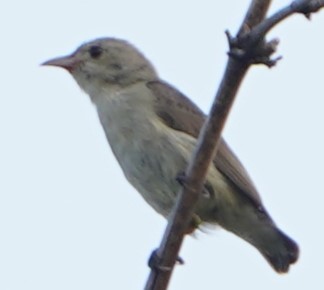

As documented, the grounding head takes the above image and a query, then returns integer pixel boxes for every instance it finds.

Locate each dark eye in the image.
[89,45,103,59]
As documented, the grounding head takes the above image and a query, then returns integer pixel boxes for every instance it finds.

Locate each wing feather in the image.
[146,80,262,206]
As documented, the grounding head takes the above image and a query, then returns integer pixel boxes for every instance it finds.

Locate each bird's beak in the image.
[41,54,78,72]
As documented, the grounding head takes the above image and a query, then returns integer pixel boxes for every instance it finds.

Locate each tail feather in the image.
[260,228,299,273]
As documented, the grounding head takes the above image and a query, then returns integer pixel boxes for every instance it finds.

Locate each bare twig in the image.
[247,0,324,41]
[227,0,324,67]
[144,0,324,289]
[238,0,272,34]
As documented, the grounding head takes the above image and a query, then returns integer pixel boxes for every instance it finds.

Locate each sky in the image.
[1,1,323,289]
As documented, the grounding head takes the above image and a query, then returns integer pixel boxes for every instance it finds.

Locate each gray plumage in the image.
[43,37,299,273]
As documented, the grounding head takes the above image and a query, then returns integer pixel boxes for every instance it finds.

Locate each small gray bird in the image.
[43,38,299,273]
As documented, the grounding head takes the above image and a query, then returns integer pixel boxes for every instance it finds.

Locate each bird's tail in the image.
[256,226,299,273]
[215,200,299,273]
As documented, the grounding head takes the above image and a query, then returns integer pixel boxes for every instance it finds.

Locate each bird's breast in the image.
[94,90,190,215]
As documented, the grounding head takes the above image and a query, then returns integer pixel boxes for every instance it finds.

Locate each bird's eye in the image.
[89,45,103,59]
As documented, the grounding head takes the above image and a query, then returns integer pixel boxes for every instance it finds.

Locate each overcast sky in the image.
[1,1,324,289]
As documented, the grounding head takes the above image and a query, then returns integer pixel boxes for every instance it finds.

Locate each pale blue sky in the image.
[1,1,324,289]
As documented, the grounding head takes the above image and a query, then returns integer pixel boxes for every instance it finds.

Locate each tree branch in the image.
[248,0,324,42]
[238,0,272,34]
[227,0,324,67]
[144,0,324,289]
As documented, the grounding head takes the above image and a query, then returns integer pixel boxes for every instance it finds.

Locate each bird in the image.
[42,37,299,273]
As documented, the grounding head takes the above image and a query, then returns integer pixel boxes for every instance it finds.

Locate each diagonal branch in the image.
[144,0,324,289]
[144,1,271,289]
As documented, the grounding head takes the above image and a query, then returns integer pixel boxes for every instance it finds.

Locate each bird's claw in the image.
[148,249,184,272]
[176,171,186,186]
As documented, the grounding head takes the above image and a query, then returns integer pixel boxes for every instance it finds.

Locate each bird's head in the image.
[42,38,158,96]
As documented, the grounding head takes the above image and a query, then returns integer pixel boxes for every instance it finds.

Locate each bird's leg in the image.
[175,172,203,233]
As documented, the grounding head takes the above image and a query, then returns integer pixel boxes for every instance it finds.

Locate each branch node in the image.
[225,30,237,49]
[256,55,282,68]
[226,31,281,67]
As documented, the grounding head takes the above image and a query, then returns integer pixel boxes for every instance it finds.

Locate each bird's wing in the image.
[146,80,262,207]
